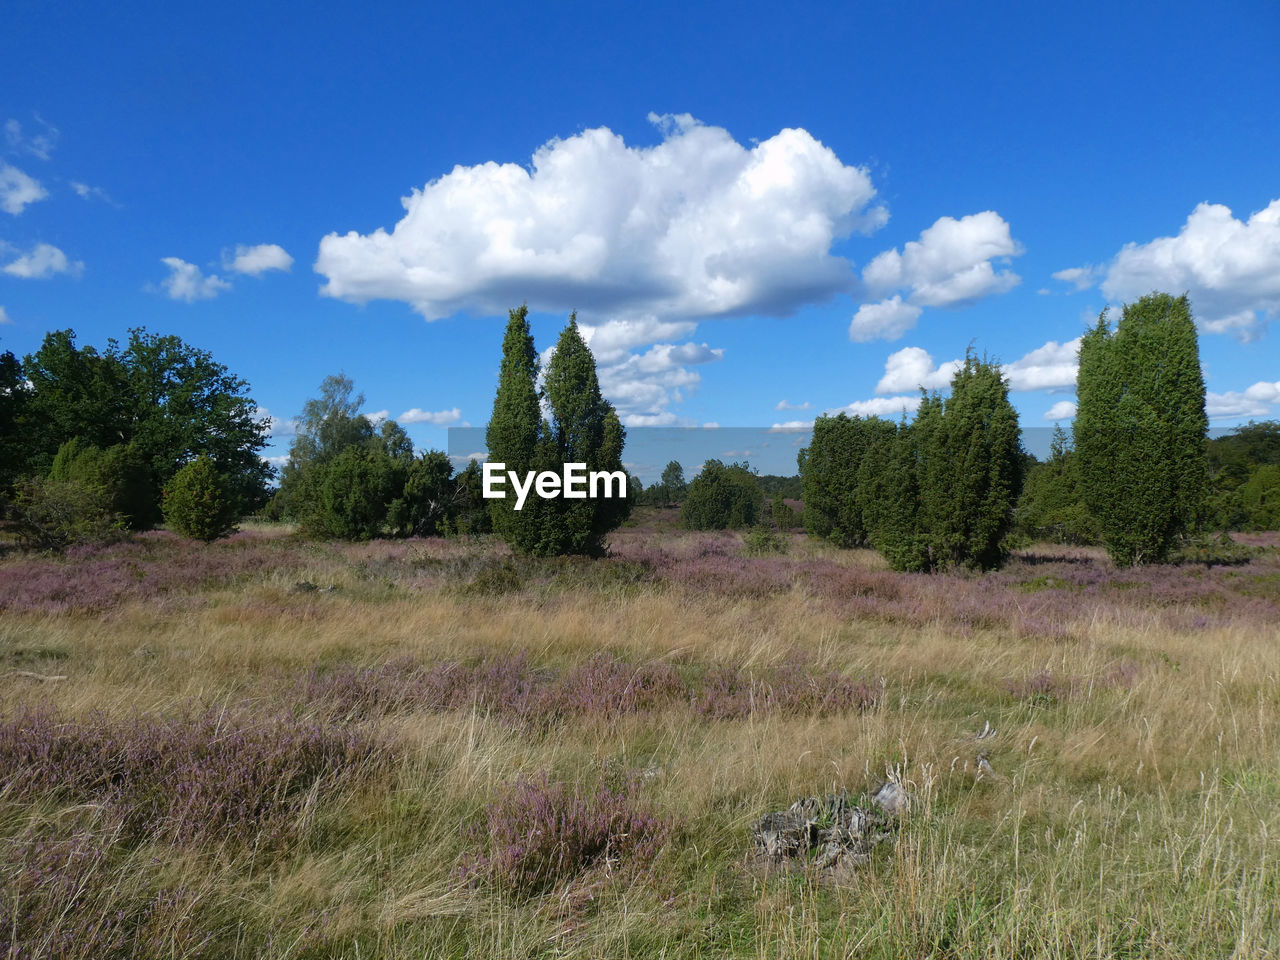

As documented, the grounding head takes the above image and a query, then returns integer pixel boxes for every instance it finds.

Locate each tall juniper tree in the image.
[918,351,1023,570]
[486,309,629,555]
[536,315,630,555]
[1074,293,1208,564]
[485,305,543,547]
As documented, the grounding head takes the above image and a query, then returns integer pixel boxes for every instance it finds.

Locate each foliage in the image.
[770,490,797,531]
[916,351,1023,570]
[658,459,687,504]
[21,329,271,522]
[1016,427,1099,544]
[681,459,761,530]
[446,459,494,536]
[1205,422,1280,530]
[1075,294,1208,564]
[309,446,401,540]
[1239,464,1280,530]
[485,305,543,546]
[162,454,238,541]
[0,348,33,491]
[1171,531,1258,567]
[486,310,630,556]
[799,413,895,546]
[49,437,156,530]
[389,450,456,537]
[860,412,933,571]
[6,476,125,550]
[743,524,787,555]
[276,373,376,522]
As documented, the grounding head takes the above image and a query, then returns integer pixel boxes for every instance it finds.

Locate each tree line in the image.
[2,292,1274,559]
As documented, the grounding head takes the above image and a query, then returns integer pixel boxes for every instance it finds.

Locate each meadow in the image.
[1,510,1278,958]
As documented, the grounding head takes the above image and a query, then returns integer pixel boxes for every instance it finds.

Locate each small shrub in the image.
[0,707,387,849]
[742,524,786,556]
[460,774,673,895]
[163,454,238,542]
[1172,532,1256,567]
[462,557,523,596]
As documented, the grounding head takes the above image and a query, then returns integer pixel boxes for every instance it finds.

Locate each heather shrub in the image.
[460,774,674,895]
[302,652,878,728]
[0,708,387,849]
[0,827,217,960]
[6,475,125,550]
[162,453,238,541]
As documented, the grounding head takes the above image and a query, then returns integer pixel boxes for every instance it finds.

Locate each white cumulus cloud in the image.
[851,211,1022,340]
[1099,199,1280,342]
[397,407,462,425]
[775,399,810,411]
[832,395,924,419]
[863,211,1022,307]
[1044,400,1078,420]
[849,295,923,342]
[3,242,83,279]
[1206,380,1280,419]
[227,243,294,276]
[1003,337,1081,391]
[875,346,963,394]
[0,162,48,215]
[316,113,885,323]
[158,257,231,302]
[0,306,11,325]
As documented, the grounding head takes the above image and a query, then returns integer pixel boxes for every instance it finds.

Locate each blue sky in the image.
[3,0,1279,481]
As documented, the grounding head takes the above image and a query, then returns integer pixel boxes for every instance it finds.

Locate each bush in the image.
[49,438,157,530]
[1240,464,1280,531]
[743,525,786,555]
[682,460,761,530]
[461,775,673,895]
[162,454,238,542]
[7,476,125,550]
[306,447,399,540]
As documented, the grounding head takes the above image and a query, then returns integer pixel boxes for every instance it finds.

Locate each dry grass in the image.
[1,517,1278,957]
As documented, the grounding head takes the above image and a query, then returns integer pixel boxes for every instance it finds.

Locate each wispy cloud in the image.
[3,242,83,279]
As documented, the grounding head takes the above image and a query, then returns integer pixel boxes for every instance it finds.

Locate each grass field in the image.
[2,510,1278,958]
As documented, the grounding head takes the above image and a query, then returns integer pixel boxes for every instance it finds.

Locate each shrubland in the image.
[1,510,1278,958]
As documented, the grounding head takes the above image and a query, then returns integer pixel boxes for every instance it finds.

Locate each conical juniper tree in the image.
[855,354,1022,573]
[486,310,630,556]
[918,351,1023,570]
[1074,294,1208,565]
[485,305,543,547]
[859,414,931,572]
[800,413,896,547]
[537,315,630,554]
